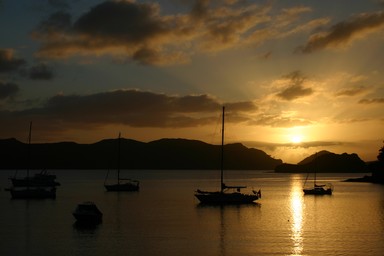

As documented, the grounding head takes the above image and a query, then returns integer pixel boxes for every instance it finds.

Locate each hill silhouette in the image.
[275,151,368,173]
[0,138,282,170]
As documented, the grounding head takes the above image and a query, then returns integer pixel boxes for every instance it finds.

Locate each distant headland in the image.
[0,137,282,170]
[2,138,383,179]
[274,149,384,184]
[274,150,368,173]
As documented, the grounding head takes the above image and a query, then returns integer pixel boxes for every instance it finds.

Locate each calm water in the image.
[0,170,383,256]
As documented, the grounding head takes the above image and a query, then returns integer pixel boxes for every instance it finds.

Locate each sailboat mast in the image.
[220,106,225,193]
[27,121,32,182]
[117,132,121,184]
[314,152,317,186]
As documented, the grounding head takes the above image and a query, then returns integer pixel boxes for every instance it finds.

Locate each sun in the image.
[290,135,302,144]
[285,126,305,144]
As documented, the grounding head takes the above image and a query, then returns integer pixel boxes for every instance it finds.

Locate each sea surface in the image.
[0,170,383,256]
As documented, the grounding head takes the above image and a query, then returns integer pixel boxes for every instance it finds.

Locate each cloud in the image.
[73,2,168,44]
[243,140,345,152]
[276,85,313,101]
[0,48,54,81]
[250,113,312,128]
[335,86,368,97]
[298,11,384,53]
[0,48,26,73]
[190,0,210,20]
[0,89,257,132]
[226,101,257,112]
[28,63,54,80]
[31,1,321,65]
[275,71,314,101]
[358,98,384,104]
[279,17,330,38]
[261,51,272,59]
[32,2,181,65]
[47,0,70,10]
[0,82,19,100]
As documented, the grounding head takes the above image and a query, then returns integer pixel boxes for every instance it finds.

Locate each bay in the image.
[1,170,383,255]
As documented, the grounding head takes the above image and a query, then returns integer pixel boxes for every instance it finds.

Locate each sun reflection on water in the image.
[290,177,304,256]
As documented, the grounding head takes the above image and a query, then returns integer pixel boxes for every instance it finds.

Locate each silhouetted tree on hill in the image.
[377,142,384,163]
[371,142,384,182]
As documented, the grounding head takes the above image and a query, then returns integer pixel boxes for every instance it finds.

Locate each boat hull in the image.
[8,187,56,199]
[105,182,139,192]
[195,192,259,204]
[10,178,60,187]
[72,213,102,224]
[73,202,103,224]
[303,187,332,195]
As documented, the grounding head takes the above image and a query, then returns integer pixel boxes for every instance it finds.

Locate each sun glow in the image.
[285,126,306,144]
[290,135,302,144]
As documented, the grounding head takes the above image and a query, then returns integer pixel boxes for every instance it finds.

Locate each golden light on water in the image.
[290,177,304,255]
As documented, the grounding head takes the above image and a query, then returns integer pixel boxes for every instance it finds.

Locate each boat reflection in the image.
[196,203,261,256]
[290,176,304,256]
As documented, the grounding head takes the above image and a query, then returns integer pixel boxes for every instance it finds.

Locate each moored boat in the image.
[72,202,103,224]
[105,179,139,191]
[195,186,261,204]
[195,107,261,205]
[104,133,139,192]
[303,153,333,195]
[10,170,60,187]
[6,122,58,199]
[6,187,56,199]
[303,183,333,195]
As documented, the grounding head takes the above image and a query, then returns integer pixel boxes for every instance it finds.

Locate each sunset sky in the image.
[1,0,384,163]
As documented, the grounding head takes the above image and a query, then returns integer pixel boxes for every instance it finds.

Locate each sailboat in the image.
[8,187,56,199]
[303,153,333,195]
[195,106,261,204]
[6,122,57,199]
[73,201,103,224]
[10,169,60,187]
[104,133,139,192]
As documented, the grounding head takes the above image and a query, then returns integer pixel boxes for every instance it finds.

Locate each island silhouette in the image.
[0,138,282,170]
[274,150,368,173]
[1,137,382,178]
